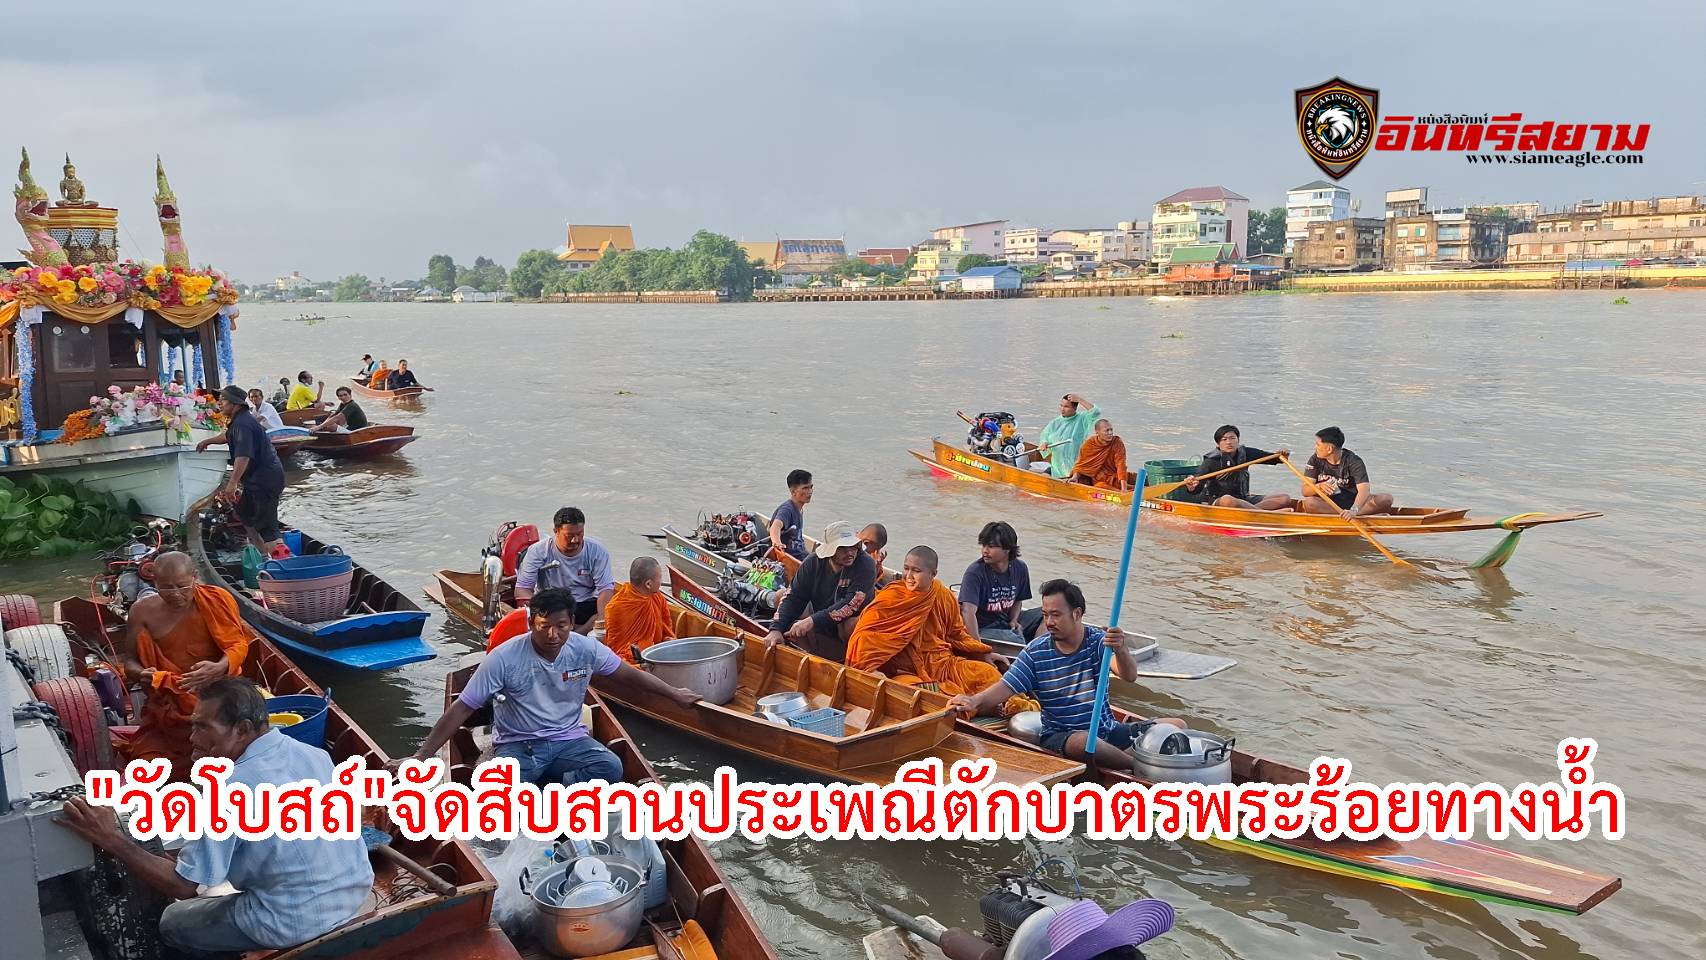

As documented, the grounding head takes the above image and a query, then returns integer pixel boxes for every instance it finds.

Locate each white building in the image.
[1003,227,1070,264]
[1285,181,1352,252]
[1151,187,1250,263]
[1049,223,1152,264]
[273,271,314,293]
[931,219,1008,258]
[450,285,512,303]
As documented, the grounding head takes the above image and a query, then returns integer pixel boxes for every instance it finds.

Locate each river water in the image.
[6,293,1702,959]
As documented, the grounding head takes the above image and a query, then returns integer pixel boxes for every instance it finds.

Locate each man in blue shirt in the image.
[197,384,287,557]
[56,678,374,954]
[947,579,1180,769]
[515,506,617,632]
[768,469,813,561]
[402,588,701,786]
[958,521,1032,647]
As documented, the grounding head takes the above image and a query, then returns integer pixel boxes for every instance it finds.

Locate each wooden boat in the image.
[912,438,1602,553]
[442,661,778,959]
[279,406,325,428]
[350,377,430,402]
[48,595,523,960]
[269,425,314,460]
[426,568,1083,788]
[669,563,770,635]
[188,501,435,671]
[302,424,419,459]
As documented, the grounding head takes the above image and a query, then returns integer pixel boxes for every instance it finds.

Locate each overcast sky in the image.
[8,1,1699,281]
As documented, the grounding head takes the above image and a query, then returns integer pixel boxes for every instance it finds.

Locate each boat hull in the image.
[350,378,429,401]
[0,430,227,519]
[302,424,419,460]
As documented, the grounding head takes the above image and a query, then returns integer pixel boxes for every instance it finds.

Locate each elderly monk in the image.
[847,547,1034,714]
[1070,418,1129,491]
[118,552,251,778]
[602,556,676,664]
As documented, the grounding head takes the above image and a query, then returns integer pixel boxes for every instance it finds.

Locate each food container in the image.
[520,855,647,958]
[1007,710,1044,744]
[1131,727,1235,785]
[640,638,741,705]
[755,691,808,720]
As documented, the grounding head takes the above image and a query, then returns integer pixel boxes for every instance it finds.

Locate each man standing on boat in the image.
[959,521,1031,646]
[765,521,877,661]
[1183,425,1292,509]
[56,678,374,955]
[1299,426,1394,518]
[947,579,1181,769]
[401,588,701,787]
[768,469,813,561]
[198,385,287,558]
[514,506,616,633]
[1036,393,1100,479]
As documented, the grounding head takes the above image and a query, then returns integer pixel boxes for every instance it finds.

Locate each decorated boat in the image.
[1,150,240,517]
[912,438,1601,564]
[301,423,419,459]
[188,499,435,671]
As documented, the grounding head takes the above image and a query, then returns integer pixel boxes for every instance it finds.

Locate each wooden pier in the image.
[1553,271,1627,289]
[550,290,726,304]
[753,287,1018,302]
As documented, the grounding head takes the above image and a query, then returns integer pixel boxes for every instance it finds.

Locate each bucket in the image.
[1143,458,1203,500]
[639,638,741,705]
[280,529,304,556]
[263,691,330,749]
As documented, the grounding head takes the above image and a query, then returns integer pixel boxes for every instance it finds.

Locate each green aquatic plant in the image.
[0,474,139,559]
[1612,297,1630,305]
[1161,332,1186,340]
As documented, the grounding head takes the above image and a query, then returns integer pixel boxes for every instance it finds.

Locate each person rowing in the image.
[1299,426,1394,519]
[1069,419,1128,491]
[1183,424,1292,509]
[1035,392,1100,479]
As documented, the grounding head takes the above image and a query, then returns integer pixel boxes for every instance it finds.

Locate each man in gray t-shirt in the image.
[515,506,616,631]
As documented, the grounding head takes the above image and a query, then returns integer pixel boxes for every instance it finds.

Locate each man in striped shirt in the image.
[948,579,1181,769]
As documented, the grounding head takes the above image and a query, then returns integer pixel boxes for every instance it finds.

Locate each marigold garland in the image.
[56,408,107,443]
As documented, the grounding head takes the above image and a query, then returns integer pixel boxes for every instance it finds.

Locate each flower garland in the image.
[216,310,237,384]
[56,408,106,443]
[0,260,237,310]
[17,317,37,442]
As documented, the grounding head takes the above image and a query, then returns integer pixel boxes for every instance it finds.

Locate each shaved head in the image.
[629,556,661,582]
[905,545,938,574]
[154,551,196,579]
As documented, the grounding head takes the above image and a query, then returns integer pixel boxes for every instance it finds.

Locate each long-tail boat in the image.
[188,501,435,670]
[426,568,1082,788]
[301,424,419,459]
[442,659,778,959]
[911,438,1601,563]
[43,595,521,960]
[350,377,430,402]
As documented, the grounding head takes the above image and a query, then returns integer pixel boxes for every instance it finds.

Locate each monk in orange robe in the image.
[847,546,1013,701]
[601,557,676,664]
[119,553,250,779]
[1070,418,1129,491]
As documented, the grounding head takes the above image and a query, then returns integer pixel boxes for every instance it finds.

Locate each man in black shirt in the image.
[1183,424,1292,510]
[197,385,287,554]
[1299,426,1395,519]
[390,359,420,389]
[312,386,369,432]
[764,521,877,662]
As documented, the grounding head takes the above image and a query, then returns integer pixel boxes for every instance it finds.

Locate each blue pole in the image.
[1085,466,1145,754]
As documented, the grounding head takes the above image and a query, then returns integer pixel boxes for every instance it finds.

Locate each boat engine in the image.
[975,871,1079,960]
[966,412,1025,464]
[695,510,771,561]
[715,577,782,616]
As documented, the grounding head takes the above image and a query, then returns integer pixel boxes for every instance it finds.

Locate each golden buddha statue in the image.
[57,154,95,207]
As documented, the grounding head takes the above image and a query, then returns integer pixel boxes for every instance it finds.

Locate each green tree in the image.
[425,254,457,293]
[1245,207,1287,256]
[957,253,997,273]
[1019,263,1047,282]
[510,249,565,299]
[332,274,370,302]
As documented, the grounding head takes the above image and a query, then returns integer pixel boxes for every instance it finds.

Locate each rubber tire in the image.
[33,676,114,775]
[5,622,74,681]
[0,593,43,631]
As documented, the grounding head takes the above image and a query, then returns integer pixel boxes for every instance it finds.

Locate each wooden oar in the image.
[1140,452,1282,499]
[1087,465,1145,753]
[1276,454,1410,567]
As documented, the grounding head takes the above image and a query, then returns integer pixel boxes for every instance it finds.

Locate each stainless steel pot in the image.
[520,855,647,958]
[755,691,808,720]
[640,637,742,705]
[1131,729,1236,785]
[1007,710,1045,744]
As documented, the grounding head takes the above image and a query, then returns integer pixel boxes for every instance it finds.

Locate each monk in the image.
[601,557,676,664]
[847,546,1029,710]
[1070,419,1128,491]
[118,552,251,779]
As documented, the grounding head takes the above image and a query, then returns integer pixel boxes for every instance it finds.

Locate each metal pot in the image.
[755,691,808,720]
[1131,728,1236,785]
[640,637,741,705]
[1007,710,1045,745]
[520,855,647,958]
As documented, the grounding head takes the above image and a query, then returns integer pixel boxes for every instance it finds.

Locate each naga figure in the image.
[13,147,69,267]
[57,154,95,207]
[155,155,188,269]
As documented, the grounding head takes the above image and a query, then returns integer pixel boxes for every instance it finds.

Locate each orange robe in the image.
[1071,434,1128,489]
[846,581,1003,696]
[127,585,250,778]
[602,583,675,664]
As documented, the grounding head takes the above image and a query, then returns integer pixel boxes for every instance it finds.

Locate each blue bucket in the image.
[263,554,353,580]
[264,692,331,750]
[280,529,304,556]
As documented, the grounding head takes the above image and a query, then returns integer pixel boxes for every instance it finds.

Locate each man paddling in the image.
[948,579,1181,769]
[846,546,1016,701]
[1036,393,1099,479]
[1299,426,1394,519]
[389,359,421,389]
[764,520,877,661]
[1183,424,1291,509]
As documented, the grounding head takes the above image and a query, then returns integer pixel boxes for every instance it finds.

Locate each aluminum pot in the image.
[520,855,647,958]
[1131,729,1236,785]
[755,691,808,720]
[1007,710,1045,745]
[640,637,742,705]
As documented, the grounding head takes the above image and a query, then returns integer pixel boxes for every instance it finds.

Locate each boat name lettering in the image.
[948,452,992,472]
[671,543,717,567]
[84,738,1624,845]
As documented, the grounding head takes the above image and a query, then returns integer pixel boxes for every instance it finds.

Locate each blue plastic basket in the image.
[264,691,331,750]
[263,554,353,580]
[787,707,846,737]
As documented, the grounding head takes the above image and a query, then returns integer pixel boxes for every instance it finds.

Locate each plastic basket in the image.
[787,707,846,737]
[263,553,352,581]
[259,568,353,623]
[264,692,331,750]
